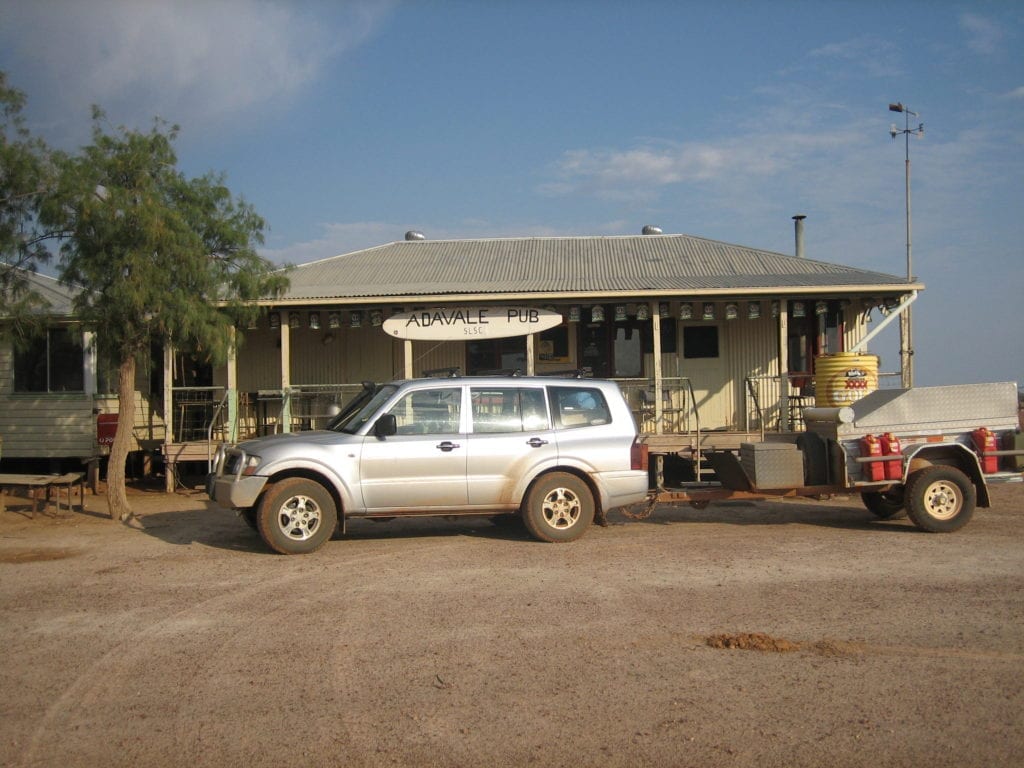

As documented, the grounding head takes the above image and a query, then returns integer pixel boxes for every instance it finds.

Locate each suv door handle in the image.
[527,437,549,448]
[436,441,461,452]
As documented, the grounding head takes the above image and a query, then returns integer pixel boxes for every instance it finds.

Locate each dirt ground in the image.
[1,481,1022,768]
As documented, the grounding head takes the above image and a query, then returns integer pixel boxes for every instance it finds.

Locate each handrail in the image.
[685,378,702,480]
[205,389,230,472]
[744,377,765,440]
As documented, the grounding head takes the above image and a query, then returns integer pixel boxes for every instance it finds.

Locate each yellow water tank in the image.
[814,353,879,407]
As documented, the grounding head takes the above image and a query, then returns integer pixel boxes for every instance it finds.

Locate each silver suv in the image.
[208,376,650,554]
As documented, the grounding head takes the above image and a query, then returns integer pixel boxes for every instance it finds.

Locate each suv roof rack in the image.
[538,367,593,379]
[422,366,461,378]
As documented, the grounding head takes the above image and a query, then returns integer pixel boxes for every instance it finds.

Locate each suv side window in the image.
[471,387,549,433]
[387,387,462,434]
[549,386,611,429]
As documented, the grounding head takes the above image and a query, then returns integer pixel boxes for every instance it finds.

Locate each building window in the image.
[467,338,526,375]
[13,327,84,393]
[683,326,719,359]
[613,324,642,377]
[538,325,570,362]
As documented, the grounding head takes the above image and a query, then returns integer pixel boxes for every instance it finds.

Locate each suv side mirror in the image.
[373,413,397,438]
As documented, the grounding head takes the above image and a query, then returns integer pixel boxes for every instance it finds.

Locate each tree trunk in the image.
[107,356,136,522]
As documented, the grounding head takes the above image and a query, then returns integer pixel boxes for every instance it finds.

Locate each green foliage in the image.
[41,109,289,367]
[0,71,55,326]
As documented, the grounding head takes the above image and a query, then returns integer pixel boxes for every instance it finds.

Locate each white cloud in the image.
[808,36,903,78]
[960,13,1003,56]
[0,0,392,138]
[1004,86,1024,100]
[543,130,864,199]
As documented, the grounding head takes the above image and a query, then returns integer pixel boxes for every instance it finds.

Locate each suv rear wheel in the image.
[522,472,594,543]
[257,478,338,555]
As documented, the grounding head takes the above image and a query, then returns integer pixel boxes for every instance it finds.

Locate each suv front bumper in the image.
[210,475,268,510]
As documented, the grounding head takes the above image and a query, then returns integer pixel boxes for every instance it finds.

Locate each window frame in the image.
[12,325,85,394]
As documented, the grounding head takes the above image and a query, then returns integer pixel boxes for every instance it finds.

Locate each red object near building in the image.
[97,413,118,446]
[860,434,884,481]
[971,427,999,474]
[879,432,903,480]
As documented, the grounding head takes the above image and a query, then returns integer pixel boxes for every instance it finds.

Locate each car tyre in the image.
[257,477,338,554]
[522,472,594,543]
[240,508,259,530]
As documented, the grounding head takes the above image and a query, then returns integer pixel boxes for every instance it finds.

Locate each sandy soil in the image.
[1,481,1022,767]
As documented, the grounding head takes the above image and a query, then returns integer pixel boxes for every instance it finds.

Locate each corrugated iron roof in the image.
[1,270,77,316]
[282,233,917,302]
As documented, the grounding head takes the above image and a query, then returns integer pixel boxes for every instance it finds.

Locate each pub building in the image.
[0,224,920,489]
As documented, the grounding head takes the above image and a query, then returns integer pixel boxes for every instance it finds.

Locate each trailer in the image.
[630,381,1024,532]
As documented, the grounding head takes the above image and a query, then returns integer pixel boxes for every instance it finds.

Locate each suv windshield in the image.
[329,384,398,434]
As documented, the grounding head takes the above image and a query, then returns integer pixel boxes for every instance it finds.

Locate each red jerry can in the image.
[860,434,885,481]
[971,427,999,474]
[879,432,903,480]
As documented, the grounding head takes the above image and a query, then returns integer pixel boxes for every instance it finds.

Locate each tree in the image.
[0,71,55,332]
[42,111,289,521]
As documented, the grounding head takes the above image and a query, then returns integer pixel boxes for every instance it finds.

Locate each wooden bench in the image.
[47,473,86,516]
[0,472,85,517]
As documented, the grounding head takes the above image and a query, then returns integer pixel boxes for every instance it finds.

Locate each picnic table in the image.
[0,472,85,517]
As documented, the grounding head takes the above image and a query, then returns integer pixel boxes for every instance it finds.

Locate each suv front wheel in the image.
[522,472,595,543]
[257,477,338,555]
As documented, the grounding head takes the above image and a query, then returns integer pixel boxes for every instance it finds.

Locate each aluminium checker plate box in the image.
[740,442,805,489]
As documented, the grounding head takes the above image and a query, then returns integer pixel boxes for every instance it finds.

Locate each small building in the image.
[0,271,168,474]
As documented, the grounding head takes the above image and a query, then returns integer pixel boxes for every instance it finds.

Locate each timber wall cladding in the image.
[0,343,92,457]
[229,325,404,391]
[0,394,94,457]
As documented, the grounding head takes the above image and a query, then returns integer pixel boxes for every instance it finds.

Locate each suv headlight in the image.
[224,451,262,476]
[240,454,262,476]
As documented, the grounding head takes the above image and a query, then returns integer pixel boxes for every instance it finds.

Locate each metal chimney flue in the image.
[792,215,806,259]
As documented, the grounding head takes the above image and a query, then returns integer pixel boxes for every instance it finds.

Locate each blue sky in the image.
[1,0,1021,387]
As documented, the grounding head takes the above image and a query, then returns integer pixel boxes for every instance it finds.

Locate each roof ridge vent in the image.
[641,225,663,235]
[405,230,426,241]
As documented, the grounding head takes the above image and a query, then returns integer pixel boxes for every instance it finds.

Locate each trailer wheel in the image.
[862,489,906,520]
[256,477,338,554]
[904,466,975,533]
[521,472,594,543]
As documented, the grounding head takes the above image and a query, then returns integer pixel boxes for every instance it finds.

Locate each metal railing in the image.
[744,371,906,433]
[170,386,227,443]
[614,376,692,434]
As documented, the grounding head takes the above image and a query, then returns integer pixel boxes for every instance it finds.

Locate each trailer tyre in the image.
[521,472,594,543]
[256,477,338,554]
[862,489,906,520]
[904,466,975,533]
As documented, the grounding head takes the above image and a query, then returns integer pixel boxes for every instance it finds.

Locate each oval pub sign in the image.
[383,306,563,341]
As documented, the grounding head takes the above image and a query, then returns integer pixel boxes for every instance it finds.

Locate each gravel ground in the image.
[1,482,1022,767]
